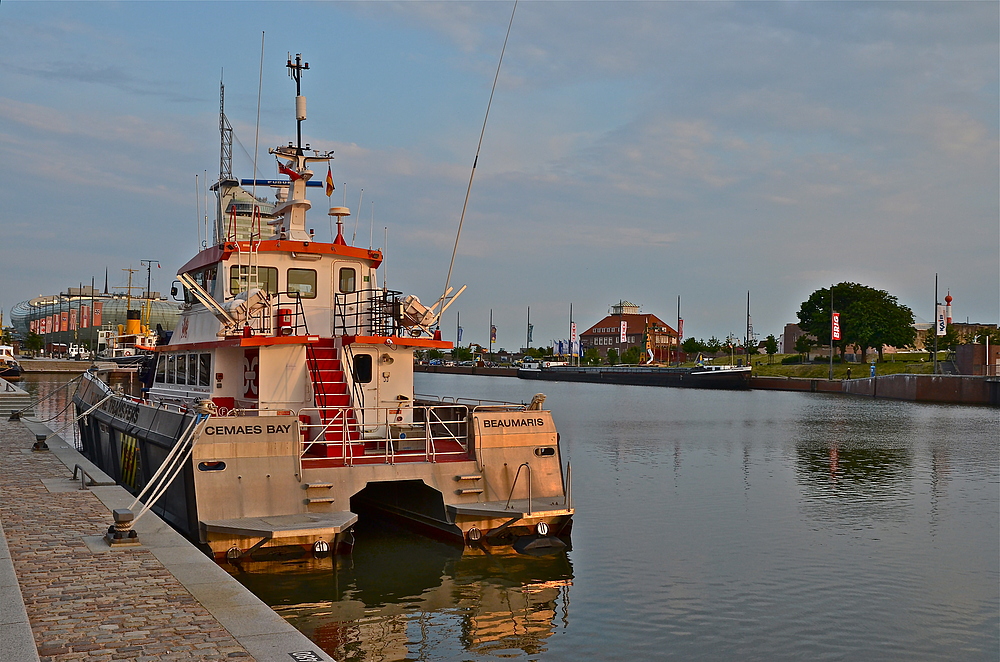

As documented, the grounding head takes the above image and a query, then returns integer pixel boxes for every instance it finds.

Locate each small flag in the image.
[325,166,335,196]
[277,158,301,181]
[490,325,497,343]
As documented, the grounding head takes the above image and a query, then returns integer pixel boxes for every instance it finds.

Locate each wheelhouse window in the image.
[165,354,176,384]
[198,354,211,387]
[339,267,356,293]
[155,355,166,383]
[288,268,317,299]
[187,355,199,386]
[175,353,187,384]
[230,265,278,295]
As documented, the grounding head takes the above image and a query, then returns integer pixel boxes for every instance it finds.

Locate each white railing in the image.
[298,404,470,465]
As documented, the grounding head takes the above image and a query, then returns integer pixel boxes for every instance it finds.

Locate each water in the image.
[24,372,999,660]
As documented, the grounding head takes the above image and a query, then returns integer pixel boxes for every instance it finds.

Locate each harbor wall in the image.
[416,365,997,406]
[842,374,995,406]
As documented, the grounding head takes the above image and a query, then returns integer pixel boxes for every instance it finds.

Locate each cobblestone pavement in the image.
[0,421,255,661]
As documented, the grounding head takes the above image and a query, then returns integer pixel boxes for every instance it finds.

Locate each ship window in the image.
[339,267,356,293]
[534,447,556,457]
[176,352,187,384]
[198,354,211,387]
[353,354,373,384]
[198,461,226,472]
[288,269,317,299]
[155,355,166,383]
[229,265,278,295]
[165,354,176,384]
[187,354,199,385]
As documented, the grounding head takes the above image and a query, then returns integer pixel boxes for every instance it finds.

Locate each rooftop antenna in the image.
[439,0,517,315]
[354,188,364,246]
[286,53,309,151]
[251,32,265,198]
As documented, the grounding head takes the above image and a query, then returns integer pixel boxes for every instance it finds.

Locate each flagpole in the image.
[933,273,939,374]
[489,308,494,363]
[526,306,530,350]
[829,286,834,381]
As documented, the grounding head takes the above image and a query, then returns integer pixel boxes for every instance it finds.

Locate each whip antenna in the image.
[440,0,517,310]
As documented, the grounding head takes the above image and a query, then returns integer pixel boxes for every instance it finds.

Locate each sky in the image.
[1,1,997,351]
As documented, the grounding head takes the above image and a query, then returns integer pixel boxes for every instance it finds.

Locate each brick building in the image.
[580,301,679,363]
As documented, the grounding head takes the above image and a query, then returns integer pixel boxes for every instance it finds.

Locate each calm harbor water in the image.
[21,372,1000,660]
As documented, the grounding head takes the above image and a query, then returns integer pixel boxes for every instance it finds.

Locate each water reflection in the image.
[18,373,82,446]
[224,524,573,662]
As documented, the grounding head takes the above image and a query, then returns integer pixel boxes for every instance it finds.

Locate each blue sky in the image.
[1,1,997,350]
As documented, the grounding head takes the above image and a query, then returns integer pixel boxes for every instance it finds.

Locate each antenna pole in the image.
[441,0,517,311]
[287,54,310,150]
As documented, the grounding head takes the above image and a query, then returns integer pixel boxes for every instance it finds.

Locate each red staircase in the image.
[304,340,361,459]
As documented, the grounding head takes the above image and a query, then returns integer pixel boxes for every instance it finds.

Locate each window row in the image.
[227,266,358,298]
[155,353,212,387]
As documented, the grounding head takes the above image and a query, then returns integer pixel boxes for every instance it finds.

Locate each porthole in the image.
[197,461,227,472]
[533,447,556,457]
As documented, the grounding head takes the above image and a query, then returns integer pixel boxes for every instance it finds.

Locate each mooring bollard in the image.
[31,433,49,452]
[105,508,140,547]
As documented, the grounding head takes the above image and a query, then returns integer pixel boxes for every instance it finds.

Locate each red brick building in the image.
[580,301,679,363]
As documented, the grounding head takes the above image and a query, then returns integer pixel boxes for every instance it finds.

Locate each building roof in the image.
[582,313,677,337]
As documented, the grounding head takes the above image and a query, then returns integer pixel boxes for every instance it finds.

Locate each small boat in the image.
[0,345,22,378]
[518,361,752,389]
[74,54,573,560]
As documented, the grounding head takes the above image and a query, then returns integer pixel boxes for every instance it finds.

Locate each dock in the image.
[0,416,334,662]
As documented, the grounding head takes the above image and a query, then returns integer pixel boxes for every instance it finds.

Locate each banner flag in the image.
[527,323,533,344]
[457,326,463,343]
[325,166,335,196]
[831,312,841,341]
[936,305,947,336]
[490,325,497,343]
[620,320,628,343]
[678,317,684,340]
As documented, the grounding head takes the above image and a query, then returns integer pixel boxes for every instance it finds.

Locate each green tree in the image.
[764,334,779,363]
[451,346,473,361]
[426,349,444,361]
[794,334,813,360]
[621,346,642,364]
[24,332,44,356]
[582,347,601,365]
[797,282,916,361]
[975,327,1000,345]
[606,348,619,364]
[705,336,723,354]
[681,337,706,354]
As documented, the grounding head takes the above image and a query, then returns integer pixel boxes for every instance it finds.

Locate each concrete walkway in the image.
[0,416,335,662]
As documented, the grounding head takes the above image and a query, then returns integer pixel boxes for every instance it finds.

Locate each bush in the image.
[780,355,802,364]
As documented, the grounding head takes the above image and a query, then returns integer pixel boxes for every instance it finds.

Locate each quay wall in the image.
[842,374,996,406]
[18,359,91,373]
[416,365,996,405]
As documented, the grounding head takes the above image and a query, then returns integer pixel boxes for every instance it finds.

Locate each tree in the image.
[582,347,601,365]
[451,346,473,361]
[797,282,916,361]
[794,334,814,361]
[705,336,723,354]
[681,337,706,354]
[621,346,642,364]
[24,332,43,356]
[764,334,779,363]
[606,348,619,364]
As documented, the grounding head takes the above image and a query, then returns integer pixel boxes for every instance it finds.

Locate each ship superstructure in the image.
[74,54,573,559]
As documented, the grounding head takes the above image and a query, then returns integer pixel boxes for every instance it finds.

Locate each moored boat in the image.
[518,361,752,389]
[0,345,23,378]
[73,54,573,560]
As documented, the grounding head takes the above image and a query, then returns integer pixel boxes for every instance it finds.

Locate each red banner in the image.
[92,301,103,327]
[831,312,841,341]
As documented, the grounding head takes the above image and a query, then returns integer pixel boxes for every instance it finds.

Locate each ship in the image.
[518,360,752,389]
[74,54,573,560]
[0,345,22,378]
